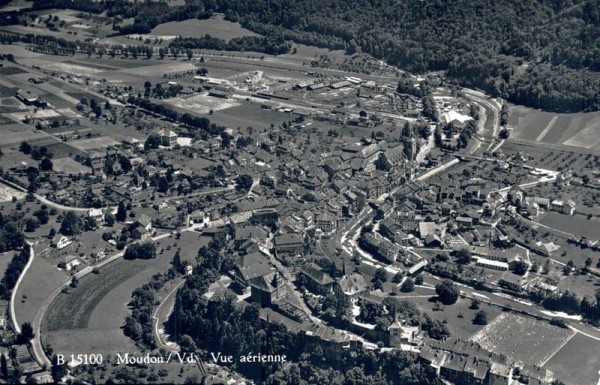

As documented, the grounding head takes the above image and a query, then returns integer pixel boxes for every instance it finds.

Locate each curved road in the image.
[10,242,35,335]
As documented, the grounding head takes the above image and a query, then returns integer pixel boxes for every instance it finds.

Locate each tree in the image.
[400,278,415,292]
[40,157,53,171]
[145,133,161,150]
[116,201,127,222]
[172,249,185,274]
[19,322,34,344]
[71,276,79,288]
[435,280,460,305]
[415,275,424,285]
[19,141,32,154]
[473,310,488,325]
[454,248,472,264]
[178,334,197,354]
[470,299,480,310]
[51,355,68,382]
[235,174,253,191]
[513,260,529,276]
[24,217,39,232]
[374,267,388,283]
[392,272,403,283]
[60,212,81,236]
[186,49,193,60]
[585,257,593,270]
[1,353,8,379]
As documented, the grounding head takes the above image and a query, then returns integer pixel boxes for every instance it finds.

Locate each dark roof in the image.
[301,263,334,285]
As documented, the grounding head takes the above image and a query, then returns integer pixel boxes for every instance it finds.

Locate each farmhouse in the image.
[550,199,576,215]
[52,235,72,250]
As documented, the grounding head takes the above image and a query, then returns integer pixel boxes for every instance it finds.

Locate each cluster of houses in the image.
[419,338,554,385]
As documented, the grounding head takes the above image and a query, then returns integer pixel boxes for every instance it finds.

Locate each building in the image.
[550,199,576,215]
[299,263,335,295]
[359,232,401,263]
[388,312,421,347]
[232,252,273,287]
[88,208,104,222]
[338,273,368,304]
[249,272,287,306]
[52,235,72,250]
[158,128,178,147]
[315,212,336,233]
[273,233,304,256]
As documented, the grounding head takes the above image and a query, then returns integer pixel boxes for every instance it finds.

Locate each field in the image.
[470,313,575,366]
[209,101,296,129]
[151,14,259,40]
[14,250,68,328]
[52,157,92,174]
[544,332,600,385]
[537,212,600,240]
[508,105,600,151]
[166,93,240,115]
[0,251,16,283]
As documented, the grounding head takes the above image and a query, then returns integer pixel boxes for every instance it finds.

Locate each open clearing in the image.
[0,184,25,202]
[544,332,600,385]
[151,14,259,40]
[508,105,600,151]
[14,252,68,328]
[536,212,600,240]
[470,313,575,366]
[166,93,240,115]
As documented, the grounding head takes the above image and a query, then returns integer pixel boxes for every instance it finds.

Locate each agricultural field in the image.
[470,313,575,366]
[151,14,259,41]
[508,104,600,151]
[536,212,600,240]
[544,332,600,385]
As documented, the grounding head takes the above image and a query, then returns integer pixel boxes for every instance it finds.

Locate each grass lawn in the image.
[210,101,295,129]
[43,258,151,331]
[14,250,68,326]
[0,251,16,282]
[544,332,600,385]
[537,212,600,240]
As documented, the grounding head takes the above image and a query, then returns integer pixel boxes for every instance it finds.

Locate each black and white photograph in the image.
[0,0,598,384]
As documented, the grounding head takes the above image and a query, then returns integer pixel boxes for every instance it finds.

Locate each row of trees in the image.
[0,246,29,300]
[169,35,291,55]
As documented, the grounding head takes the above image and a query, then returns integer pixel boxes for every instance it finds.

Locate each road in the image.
[152,277,186,353]
[10,242,35,335]
[0,177,104,213]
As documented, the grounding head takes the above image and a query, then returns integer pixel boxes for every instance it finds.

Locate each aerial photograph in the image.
[0,0,599,384]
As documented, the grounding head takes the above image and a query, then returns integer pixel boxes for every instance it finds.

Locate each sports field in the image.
[544,333,600,385]
[509,105,600,151]
[470,313,575,366]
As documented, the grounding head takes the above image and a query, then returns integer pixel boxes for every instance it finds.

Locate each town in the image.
[0,1,600,385]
